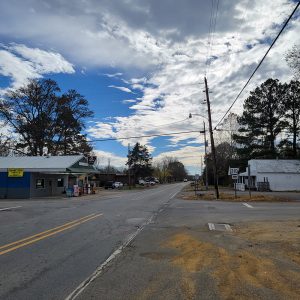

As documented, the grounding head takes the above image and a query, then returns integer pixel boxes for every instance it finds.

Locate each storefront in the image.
[0,155,98,199]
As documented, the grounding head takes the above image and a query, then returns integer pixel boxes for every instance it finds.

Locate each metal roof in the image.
[249,159,300,174]
[0,155,83,170]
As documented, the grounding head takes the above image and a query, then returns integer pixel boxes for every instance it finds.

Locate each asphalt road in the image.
[0,183,185,300]
[77,194,300,300]
[1,184,300,300]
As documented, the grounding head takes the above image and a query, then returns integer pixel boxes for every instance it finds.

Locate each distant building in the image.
[238,159,300,191]
[0,155,98,199]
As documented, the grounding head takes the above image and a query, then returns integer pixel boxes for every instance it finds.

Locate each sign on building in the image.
[88,156,97,165]
[8,168,24,177]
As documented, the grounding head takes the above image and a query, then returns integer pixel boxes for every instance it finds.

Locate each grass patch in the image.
[181,191,290,202]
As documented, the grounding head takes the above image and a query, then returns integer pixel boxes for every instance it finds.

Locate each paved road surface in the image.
[1,184,300,299]
[77,195,300,300]
[0,183,184,300]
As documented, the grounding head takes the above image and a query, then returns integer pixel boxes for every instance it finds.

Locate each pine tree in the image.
[281,80,300,157]
[233,78,287,158]
[126,143,152,183]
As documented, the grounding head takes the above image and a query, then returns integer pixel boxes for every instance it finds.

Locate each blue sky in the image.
[0,0,299,173]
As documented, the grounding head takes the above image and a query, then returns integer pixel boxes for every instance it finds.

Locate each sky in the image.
[0,0,299,174]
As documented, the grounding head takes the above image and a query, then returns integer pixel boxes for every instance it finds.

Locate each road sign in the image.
[8,168,24,177]
[228,167,239,175]
[232,174,238,180]
[88,156,97,165]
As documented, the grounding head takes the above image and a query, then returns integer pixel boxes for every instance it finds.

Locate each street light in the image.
[188,113,208,190]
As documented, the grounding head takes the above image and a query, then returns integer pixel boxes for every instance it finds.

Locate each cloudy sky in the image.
[0,0,299,173]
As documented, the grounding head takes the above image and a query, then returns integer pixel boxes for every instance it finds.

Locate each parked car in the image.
[113,182,123,189]
[139,179,146,186]
[184,178,188,182]
[149,181,156,186]
[104,181,114,189]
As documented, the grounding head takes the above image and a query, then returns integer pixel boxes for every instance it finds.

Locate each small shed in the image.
[238,159,300,192]
[0,155,98,199]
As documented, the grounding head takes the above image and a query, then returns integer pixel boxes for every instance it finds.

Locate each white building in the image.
[238,159,300,192]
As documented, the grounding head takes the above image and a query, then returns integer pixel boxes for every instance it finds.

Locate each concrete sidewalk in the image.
[76,198,300,300]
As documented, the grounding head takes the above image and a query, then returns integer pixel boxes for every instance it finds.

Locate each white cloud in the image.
[93,149,127,168]
[1,0,300,170]
[0,44,74,91]
[103,72,123,78]
[122,99,137,104]
[108,85,134,93]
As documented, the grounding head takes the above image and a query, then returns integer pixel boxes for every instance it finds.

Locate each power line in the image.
[149,117,190,128]
[214,0,300,130]
[205,0,220,76]
[87,129,204,143]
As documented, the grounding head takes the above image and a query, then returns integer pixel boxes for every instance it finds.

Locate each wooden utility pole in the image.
[128,144,131,189]
[203,121,208,191]
[204,76,219,199]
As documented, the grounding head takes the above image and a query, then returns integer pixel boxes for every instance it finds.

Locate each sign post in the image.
[232,174,238,198]
[194,174,199,196]
[228,167,239,199]
[248,164,251,198]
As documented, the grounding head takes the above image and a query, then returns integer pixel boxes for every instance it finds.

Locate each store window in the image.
[36,179,45,189]
[57,178,64,187]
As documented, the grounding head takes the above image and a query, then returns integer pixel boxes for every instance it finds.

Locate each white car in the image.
[139,179,146,186]
[113,182,123,188]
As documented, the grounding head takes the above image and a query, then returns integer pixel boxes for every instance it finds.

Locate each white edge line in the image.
[65,199,171,300]
[170,190,179,199]
[0,206,22,211]
[243,203,254,208]
[224,224,233,232]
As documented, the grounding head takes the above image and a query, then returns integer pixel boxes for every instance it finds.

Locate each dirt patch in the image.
[140,252,173,260]
[236,220,300,266]
[180,276,196,300]
[163,231,300,299]
[180,191,289,202]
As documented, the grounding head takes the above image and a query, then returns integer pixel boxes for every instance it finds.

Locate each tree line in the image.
[204,45,300,185]
[205,78,300,185]
[126,142,188,183]
[0,79,93,156]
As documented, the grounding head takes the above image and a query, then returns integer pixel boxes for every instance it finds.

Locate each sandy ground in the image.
[162,221,300,299]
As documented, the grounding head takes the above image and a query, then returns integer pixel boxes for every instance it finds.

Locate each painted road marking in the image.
[0,206,22,211]
[208,223,232,232]
[208,223,215,230]
[0,213,103,256]
[170,190,179,199]
[243,203,254,208]
[65,185,180,300]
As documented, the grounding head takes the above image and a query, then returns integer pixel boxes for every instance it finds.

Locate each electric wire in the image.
[87,129,204,143]
[214,0,300,130]
[148,117,190,128]
[205,0,220,76]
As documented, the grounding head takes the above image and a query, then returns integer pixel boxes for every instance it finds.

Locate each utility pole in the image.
[204,76,219,199]
[247,164,251,198]
[203,121,208,191]
[128,144,131,189]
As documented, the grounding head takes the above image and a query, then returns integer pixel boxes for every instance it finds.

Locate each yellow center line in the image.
[0,213,96,251]
[0,213,103,256]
